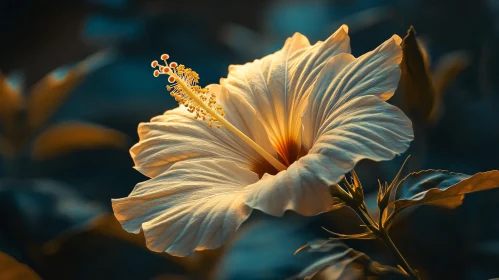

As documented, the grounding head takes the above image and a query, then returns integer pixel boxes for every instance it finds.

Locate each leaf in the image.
[0,72,24,135]
[30,122,127,160]
[399,26,435,121]
[295,239,339,255]
[432,51,472,96]
[216,216,321,280]
[417,37,431,68]
[291,243,362,280]
[26,50,114,132]
[428,50,471,123]
[40,213,191,279]
[43,214,145,253]
[321,227,376,241]
[0,179,106,244]
[0,252,42,280]
[390,170,499,215]
[331,197,347,211]
[290,242,407,280]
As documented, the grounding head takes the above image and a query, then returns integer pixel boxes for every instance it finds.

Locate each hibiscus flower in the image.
[112,25,414,256]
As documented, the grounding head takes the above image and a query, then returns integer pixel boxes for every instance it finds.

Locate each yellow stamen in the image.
[151,54,287,172]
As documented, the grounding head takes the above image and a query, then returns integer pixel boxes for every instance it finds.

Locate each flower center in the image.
[151,54,287,172]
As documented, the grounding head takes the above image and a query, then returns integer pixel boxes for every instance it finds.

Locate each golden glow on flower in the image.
[151,54,287,172]
[152,55,225,128]
[115,26,416,257]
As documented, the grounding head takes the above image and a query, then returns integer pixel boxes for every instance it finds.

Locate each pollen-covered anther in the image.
[151,54,226,129]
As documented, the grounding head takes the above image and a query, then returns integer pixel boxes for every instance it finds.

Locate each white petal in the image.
[130,86,276,178]
[310,95,413,162]
[244,153,341,217]
[303,35,403,150]
[209,84,276,158]
[221,25,350,164]
[246,95,413,217]
[289,25,351,101]
[112,159,258,256]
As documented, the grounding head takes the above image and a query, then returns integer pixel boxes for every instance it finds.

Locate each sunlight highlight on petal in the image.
[112,159,258,256]
[222,25,351,165]
[303,35,403,150]
[117,25,415,254]
[151,54,287,171]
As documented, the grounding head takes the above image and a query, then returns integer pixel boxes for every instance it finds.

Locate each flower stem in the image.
[350,203,419,279]
[379,230,418,279]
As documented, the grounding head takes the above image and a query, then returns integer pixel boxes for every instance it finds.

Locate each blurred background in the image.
[0,0,498,279]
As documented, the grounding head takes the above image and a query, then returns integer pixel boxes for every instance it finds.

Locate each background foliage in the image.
[0,0,498,279]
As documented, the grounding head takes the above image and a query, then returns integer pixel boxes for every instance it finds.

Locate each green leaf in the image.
[290,242,407,280]
[390,170,499,215]
[399,26,435,121]
[30,122,127,160]
[0,252,42,280]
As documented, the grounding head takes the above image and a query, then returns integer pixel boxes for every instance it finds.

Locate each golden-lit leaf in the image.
[428,50,472,122]
[417,37,431,68]
[44,214,147,254]
[88,214,219,274]
[42,214,192,279]
[0,252,42,280]
[290,242,406,280]
[292,244,363,280]
[185,248,227,280]
[31,122,127,160]
[322,227,376,241]
[387,155,412,204]
[45,215,191,270]
[399,26,435,121]
[27,69,85,132]
[350,170,363,194]
[295,239,337,255]
[423,195,464,208]
[0,72,24,134]
[432,51,472,96]
[331,197,347,211]
[390,170,499,214]
[83,214,146,246]
[26,50,113,132]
